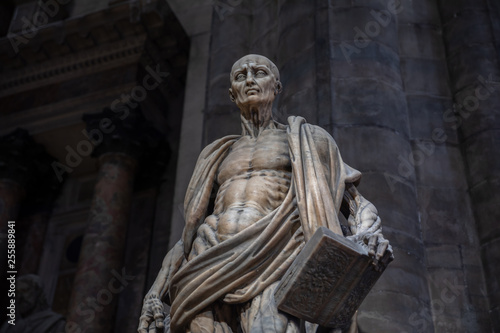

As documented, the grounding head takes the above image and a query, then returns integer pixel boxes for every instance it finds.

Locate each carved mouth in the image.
[246,88,259,95]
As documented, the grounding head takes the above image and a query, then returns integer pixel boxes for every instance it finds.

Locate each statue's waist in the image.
[214,171,291,215]
[206,203,277,239]
[217,168,291,185]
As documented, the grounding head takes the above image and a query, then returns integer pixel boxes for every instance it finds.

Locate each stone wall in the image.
[437,0,500,330]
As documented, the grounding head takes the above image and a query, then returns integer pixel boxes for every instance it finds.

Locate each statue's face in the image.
[229,55,280,108]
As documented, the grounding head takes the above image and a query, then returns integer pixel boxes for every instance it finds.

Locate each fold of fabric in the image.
[287,116,361,241]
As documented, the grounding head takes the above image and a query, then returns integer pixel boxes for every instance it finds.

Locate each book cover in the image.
[274,227,392,329]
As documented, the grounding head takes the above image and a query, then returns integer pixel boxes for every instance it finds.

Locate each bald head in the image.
[230,54,280,82]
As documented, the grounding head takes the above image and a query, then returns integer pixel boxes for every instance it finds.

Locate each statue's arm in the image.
[343,184,393,264]
[147,241,184,299]
[138,242,184,333]
[343,184,381,235]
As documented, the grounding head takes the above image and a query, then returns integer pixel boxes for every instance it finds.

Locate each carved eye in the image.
[236,73,245,81]
[255,70,267,77]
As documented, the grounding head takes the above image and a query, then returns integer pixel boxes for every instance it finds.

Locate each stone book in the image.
[274,227,392,329]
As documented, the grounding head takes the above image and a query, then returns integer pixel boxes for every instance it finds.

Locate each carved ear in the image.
[275,81,282,95]
[229,88,235,102]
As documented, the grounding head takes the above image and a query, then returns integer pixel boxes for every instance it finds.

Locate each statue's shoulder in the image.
[198,134,240,160]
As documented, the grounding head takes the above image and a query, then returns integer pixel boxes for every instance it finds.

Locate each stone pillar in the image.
[67,152,136,332]
[395,1,492,331]
[202,0,252,144]
[438,0,500,329]
[326,1,433,332]
[67,109,161,333]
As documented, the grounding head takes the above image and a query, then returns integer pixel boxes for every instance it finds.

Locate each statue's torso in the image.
[205,128,292,241]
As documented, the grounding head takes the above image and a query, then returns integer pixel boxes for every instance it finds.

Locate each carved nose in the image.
[246,74,255,85]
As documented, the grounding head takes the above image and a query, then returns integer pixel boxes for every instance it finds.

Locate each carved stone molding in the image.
[0,34,147,97]
[0,82,136,135]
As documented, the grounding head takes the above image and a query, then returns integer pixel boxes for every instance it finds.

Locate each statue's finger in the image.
[368,234,377,256]
[138,316,151,333]
[376,239,389,261]
[147,321,156,333]
[154,312,165,329]
[139,314,152,323]
[362,232,372,243]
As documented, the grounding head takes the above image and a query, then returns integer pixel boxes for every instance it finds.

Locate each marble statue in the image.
[0,275,66,333]
[138,54,392,333]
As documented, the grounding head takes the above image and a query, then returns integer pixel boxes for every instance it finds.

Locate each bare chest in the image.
[217,129,291,185]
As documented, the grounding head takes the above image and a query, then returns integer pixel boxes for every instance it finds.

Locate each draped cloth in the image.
[165,116,362,332]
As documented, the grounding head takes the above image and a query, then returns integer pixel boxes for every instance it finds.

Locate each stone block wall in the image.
[326,1,432,332]
[437,0,500,330]
[398,0,491,331]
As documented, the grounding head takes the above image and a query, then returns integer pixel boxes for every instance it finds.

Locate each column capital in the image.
[82,108,164,159]
[82,108,170,189]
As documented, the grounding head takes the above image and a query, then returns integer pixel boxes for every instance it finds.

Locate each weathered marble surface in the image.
[138,55,392,333]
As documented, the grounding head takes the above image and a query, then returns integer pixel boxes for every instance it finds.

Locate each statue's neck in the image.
[240,108,275,137]
[238,103,275,137]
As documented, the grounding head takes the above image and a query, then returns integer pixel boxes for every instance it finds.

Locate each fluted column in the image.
[202,0,252,144]
[67,109,159,333]
[326,1,433,331]
[438,0,500,329]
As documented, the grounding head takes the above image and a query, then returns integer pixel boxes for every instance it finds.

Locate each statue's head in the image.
[229,54,282,109]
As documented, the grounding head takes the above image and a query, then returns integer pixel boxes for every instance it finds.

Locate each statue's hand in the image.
[347,231,393,270]
[138,292,165,333]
